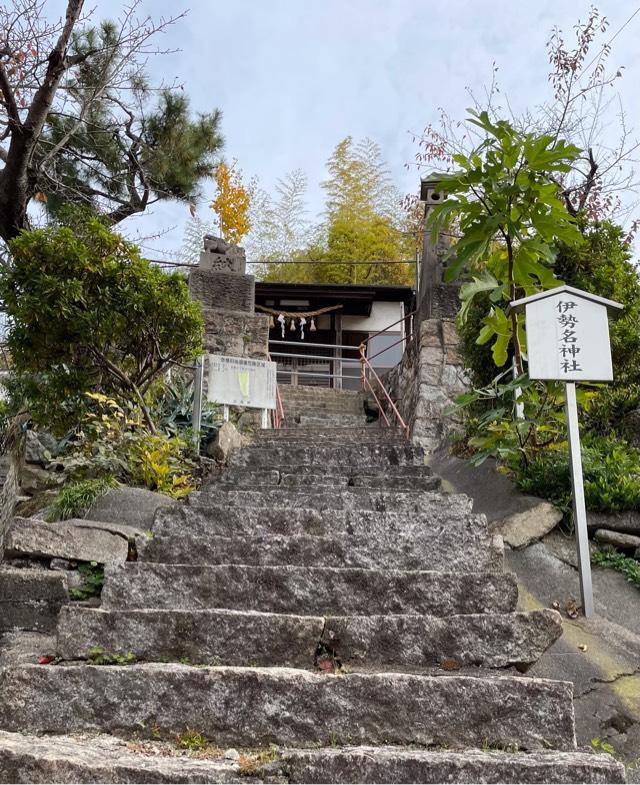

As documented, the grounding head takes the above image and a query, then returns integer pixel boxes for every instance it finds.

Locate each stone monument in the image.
[188,236,269,360]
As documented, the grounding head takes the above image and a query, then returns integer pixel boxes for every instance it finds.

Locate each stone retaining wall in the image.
[387,318,468,452]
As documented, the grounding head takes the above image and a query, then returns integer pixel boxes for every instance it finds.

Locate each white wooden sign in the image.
[525,293,613,381]
[510,285,623,618]
[206,354,276,410]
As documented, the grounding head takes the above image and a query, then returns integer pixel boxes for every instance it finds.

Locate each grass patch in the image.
[238,748,279,776]
[591,547,640,589]
[176,728,209,751]
[87,646,136,665]
[47,476,117,521]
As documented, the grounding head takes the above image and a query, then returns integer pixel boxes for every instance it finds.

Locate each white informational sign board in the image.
[206,355,276,410]
[526,293,613,381]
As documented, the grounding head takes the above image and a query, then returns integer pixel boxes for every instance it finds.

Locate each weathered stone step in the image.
[0,568,69,633]
[228,443,421,468]
[287,414,371,427]
[148,502,501,570]
[57,607,324,667]
[322,609,562,670]
[101,564,518,616]
[0,665,577,750]
[0,730,252,784]
[161,495,475,539]
[57,607,560,670]
[254,426,391,442]
[0,733,622,784]
[5,518,140,565]
[276,746,624,784]
[144,530,500,571]
[215,469,440,492]
[191,487,462,513]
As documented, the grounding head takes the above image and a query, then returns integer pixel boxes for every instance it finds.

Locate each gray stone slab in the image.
[0,664,577,750]
[189,269,255,313]
[5,518,129,565]
[587,510,640,535]
[0,731,251,784]
[0,568,69,633]
[101,563,518,616]
[228,443,421,469]
[86,487,176,530]
[322,610,562,670]
[145,528,501,572]
[0,631,56,667]
[57,607,324,667]
[191,487,473,514]
[277,746,624,784]
[177,494,475,538]
[594,528,640,550]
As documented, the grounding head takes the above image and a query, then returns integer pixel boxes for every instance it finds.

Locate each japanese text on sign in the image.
[206,355,277,409]
[525,293,613,382]
[557,300,583,375]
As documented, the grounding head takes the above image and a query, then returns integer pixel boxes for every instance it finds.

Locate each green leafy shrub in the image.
[0,215,203,434]
[56,394,196,498]
[47,477,117,521]
[591,548,640,590]
[69,562,105,600]
[516,437,640,514]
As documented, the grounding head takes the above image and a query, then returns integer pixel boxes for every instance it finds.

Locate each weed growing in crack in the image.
[591,737,617,756]
[237,747,279,776]
[177,728,209,751]
[69,562,105,600]
[87,646,136,665]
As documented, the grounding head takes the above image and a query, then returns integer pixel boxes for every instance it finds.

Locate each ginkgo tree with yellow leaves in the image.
[210,160,252,245]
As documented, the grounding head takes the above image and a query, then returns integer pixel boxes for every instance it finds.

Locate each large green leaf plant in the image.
[427,110,583,372]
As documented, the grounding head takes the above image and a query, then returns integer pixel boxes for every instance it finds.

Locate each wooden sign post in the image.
[510,286,623,618]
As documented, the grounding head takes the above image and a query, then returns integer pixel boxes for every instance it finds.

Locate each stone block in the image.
[101,563,518,616]
[587,510,640,535]
[0,730,248,784]
[86,487,176,530]
[495,500,563,549]
[0,569,69,633]
[57,607,324,667]
[207,421,242,463]
[441,319,460,347]
[277,747,624,784]
[4,518,130,565]
[0,664,577,750]
[189,269,254,312]
[594,529,640,551]
[322,609,562,669]
[419,319,442,348]
[201,308,269,359]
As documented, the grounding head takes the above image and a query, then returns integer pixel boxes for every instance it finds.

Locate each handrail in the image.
[359,344,410,439]
[365,331,414,365]
[267,352,285,429]
[269,339,361,352]
[361,309,416,350]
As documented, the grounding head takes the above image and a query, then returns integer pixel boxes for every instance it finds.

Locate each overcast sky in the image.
[81,0,640,260]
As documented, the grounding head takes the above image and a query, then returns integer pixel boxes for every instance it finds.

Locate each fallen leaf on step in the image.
[37,656,54,665]
[440,658,461,671]
[578,644,588,652]
[565,599,579,619]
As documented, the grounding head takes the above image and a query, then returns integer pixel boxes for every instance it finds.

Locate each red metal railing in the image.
[358,310,415,439]
[268,352,285,428]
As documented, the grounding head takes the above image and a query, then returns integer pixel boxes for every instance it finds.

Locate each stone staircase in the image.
[0,420,626,782]
[278,384,368,427]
